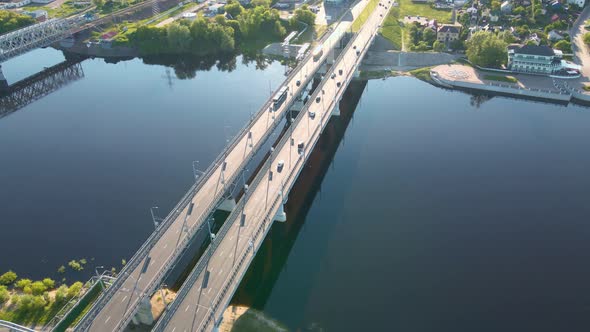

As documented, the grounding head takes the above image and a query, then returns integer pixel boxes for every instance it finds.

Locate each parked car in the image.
[277,160,285,172]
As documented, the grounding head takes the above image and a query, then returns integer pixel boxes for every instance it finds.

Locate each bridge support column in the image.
[331,99,341,117]
[218,197,236,212]
[0,65,8,92]
[273,188,287,222]
[326,49,335,65]
[131,297,154,325]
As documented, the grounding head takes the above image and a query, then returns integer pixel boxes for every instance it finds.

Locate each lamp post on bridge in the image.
[150,206,163,229]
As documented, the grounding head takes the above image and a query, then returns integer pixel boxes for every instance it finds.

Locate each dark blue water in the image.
[0,48,286,280]
[1,49,590,331]
[248,77,590,332]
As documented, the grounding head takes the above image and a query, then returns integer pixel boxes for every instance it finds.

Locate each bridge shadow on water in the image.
[228,79,368,310]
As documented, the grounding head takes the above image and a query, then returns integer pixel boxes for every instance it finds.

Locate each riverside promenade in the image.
[430,64,572,103]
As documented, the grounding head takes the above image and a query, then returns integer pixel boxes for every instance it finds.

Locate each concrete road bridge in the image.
[152,1,392,331]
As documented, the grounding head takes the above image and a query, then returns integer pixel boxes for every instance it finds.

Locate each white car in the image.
[277,160,285,172]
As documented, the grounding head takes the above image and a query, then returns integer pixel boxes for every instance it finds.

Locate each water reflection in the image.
[231,80,368,312]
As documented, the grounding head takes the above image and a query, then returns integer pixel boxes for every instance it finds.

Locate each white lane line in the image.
[121,295,127,303]
[163,243,168,249]
[229,253,233,258]
[176,230,179,234]
[219,250,224,257]
[172,328,176,332]
[208,288,212,294]
[150,259,155,266]
[105,316,111,324]
[218,269,223,275]
[229,236,233,241]
[185,304,190,312]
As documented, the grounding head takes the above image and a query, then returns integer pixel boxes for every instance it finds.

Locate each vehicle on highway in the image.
[272,86,289,108]
[336,82,342,88]
[277,160,285,172]
[296,80,301,87]
[309,110,316,119]
[339,69,343,75]
[356,50,360,56]
[297,141,305,154]
[331,73,336,79]
[316,96,321,103]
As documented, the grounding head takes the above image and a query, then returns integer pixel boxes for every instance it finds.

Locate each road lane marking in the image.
[218,269,223,275]
[121,295,127,303]
[185,304,190,312]
[163,243,168,249]
[105,316,111,324]
[172,328,176,332]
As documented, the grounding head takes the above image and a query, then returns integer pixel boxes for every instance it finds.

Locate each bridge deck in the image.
[154,2,391,331]
[76,13,354,332]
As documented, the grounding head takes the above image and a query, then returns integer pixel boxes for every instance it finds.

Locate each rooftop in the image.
[509,44,555,56]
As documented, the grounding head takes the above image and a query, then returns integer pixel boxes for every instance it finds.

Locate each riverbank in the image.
[428,64,590,104]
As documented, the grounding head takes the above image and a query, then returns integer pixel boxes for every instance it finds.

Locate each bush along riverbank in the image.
[113,1,316,57]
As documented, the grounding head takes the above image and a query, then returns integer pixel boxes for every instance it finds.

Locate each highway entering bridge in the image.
[152,1,391,331]
[73,6,361,332]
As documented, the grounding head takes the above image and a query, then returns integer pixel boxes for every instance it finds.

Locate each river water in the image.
[1,48,589,331]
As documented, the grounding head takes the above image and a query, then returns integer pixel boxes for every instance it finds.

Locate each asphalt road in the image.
[155,1,392,331]
[78,9,352,332]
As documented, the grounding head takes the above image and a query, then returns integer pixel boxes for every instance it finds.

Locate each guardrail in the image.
[0,320,37,332]
[75,15,348,332]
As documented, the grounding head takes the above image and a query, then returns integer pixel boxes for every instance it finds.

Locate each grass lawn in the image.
[409,66,433,81]
[379,7,402,50]
[483,74,518,83]
[397,0,452,23]
[583,85,590,91]
[352,0,380,32]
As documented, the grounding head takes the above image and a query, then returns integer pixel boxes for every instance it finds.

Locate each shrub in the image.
[31,281,47,295]
[42,278,55,289]
[68,260,83,271]
[15,279,32,290]
[0,286,9,304]
[0,271,17,285]
[67,282,83,299]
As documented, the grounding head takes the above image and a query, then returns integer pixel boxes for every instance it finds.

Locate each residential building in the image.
[507,44,562,74]
[437,25,460,43]
[548,30,564,41]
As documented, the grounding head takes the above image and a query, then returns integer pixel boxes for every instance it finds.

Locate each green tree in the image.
[0,271,17,285]
[224,0,244,18]
[498,30,517,43]
[30,281,47,295]
[292,5,316,27]
[422,27,437,45]
[0,286,9,304]
[167,23,192,52]
[553,40,572,52]
[42,278,55,289]
[55,285,69,304]
[68,260,83,271]
[0,11,35,35]
[251,0,271,7]
[433,40,445,52]
[57,265,66,274]
[583,32,590,45]
[67,281,83,298]
[31,295,46,310]
[15,278,32,290]
[92,0,105,8]
[466,31,507,67]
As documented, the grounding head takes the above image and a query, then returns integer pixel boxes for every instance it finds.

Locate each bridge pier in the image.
[0,66,8,93]
[131,297,154,326]
[331,101,341,117]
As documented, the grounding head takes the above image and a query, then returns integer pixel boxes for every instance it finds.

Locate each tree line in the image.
[118,1,316,56]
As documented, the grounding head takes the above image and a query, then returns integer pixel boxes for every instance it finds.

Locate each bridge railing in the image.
[75,18,346,332]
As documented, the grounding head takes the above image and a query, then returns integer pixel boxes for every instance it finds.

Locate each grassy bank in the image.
[352,0,380,32]
[483,75,518,83]
[379,7,402,50]
[397,0,452,23]
[409,66,433,82]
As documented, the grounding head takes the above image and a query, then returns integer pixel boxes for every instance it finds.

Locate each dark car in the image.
[339,69,343,75]
[316,96,321,103]
[296,80,301,87]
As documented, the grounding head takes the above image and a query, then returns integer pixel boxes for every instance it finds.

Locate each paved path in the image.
[152,1,391,331]
[570,5,590,91]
